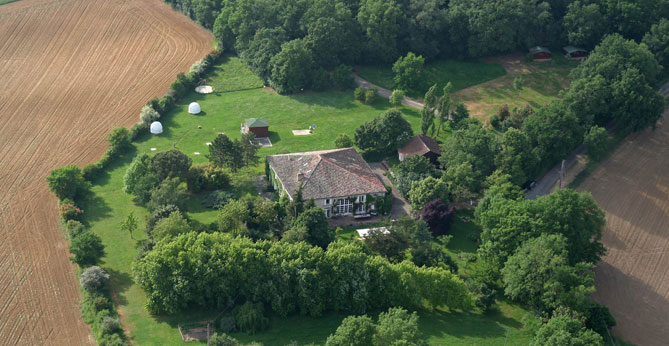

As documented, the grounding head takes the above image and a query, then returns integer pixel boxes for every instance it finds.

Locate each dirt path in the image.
[0,0,212,344]
[352,74,424,109]
[578,106,669,346]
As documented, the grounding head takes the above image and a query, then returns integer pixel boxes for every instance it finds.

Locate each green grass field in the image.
[357,59,507,97]
[81,56,536,345]
[0,0,20,5]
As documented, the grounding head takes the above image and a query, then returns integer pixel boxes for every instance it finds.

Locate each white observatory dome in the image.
[188,102,201,114]
[150,121,163,135]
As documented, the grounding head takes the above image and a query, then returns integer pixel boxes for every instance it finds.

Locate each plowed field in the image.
[579,108,669,346]
[0,0,212,344]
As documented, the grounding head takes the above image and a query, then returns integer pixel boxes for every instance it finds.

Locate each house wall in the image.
[318,193,385,218]
[250,126,269,137]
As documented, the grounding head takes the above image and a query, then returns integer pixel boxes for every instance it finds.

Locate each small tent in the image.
[150,121,163,135]
[529,46,551,61]
[562,46,588,60]
[188,102,201,114]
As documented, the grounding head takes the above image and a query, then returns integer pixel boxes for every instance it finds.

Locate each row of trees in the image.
[164,0,669,93]
[133,232,473,315]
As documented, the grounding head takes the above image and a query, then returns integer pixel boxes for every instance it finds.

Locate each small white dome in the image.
[188,102,201,114]
[150,121,163,135]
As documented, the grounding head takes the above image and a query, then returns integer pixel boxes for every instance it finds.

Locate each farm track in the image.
[579,107,669,346]
[0,0,212,344]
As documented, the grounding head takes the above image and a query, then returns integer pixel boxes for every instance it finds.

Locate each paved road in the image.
[369,161,410,218]
[527,82,669,200]
[353,74,424,110]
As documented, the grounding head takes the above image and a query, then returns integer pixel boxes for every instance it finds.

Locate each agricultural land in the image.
[0,0,212,344]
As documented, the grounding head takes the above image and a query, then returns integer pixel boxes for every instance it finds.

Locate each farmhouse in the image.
[267,148,387,218]
[242,117,269,137]
[562,46,588,60]
[529,46,551,61]
[398,134,441,165]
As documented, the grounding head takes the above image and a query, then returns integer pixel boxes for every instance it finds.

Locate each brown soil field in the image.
[0,0,212,344]
[579,108,669,346]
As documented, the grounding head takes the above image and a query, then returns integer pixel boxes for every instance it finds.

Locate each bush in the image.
[107,127,131,156]
[83,162,104,181]
[129,122,148,141]
[389,90,405,107]
[66,220,87,239]
[364,87,378,104]
[210,333,241,346]
[93,296,112,312]
[203,190,234,209]
[187,164,231,193]
[139,105,160,124]
[157,95,174,114]
[234,301,268,334]
[420,200,455,236]
[100,316,121,335]
[311,68,333,91]
[99,333,127,346]
[333,64,353,89]
[59,199,84,221]
[47,165,91,201]
[145,204,180,232]
[513,77,524,90]
[334,133,353,148]
[147,177,186,211]
[69,232,105,267]
[189,58,210,76]
[80,266,110,292]
[354,86,365,101]
[216,314,237,333]
[489,114,500,128]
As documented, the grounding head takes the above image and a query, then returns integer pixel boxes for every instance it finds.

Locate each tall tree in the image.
[357,0,404,63]
[392,52,424,91]
[150,149,192,181]
[208,133,243,171]
[436,82,453,136]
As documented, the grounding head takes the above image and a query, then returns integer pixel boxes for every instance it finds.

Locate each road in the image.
[368,162,411,218]
[352,74,424,110]
[526,82,669,200]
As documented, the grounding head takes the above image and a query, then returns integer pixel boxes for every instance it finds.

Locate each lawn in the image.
[0,0,20,5]
[453,54,578,121]
[82,56,536,345]
[357,59,507,97]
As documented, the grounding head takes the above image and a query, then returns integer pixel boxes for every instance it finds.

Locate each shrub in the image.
[152,211,190,241]
[66,220,87,239]
[332,64,353,89]
[100,316,121,335]
[189,58,210,76]
[80,266,110,292]
[106,127,131,156]
[47,165,90,201]
[93,296,112,312]
[234,301,268,334]
[354,86,365,101]
[69,232,104,267]
[129,122,148,141]
[216,314,237,333]
[139,105,160,124]
[489,114,500,128]
[364,87,378,104]
[311,68,333,91]
[145,204,180,232]
[187,164,231,193]
[99,333,127,346]
[147,177,186,211]
[210,333,241,346]
[334,133,353,148]
[59,199,84,221]
[389,90,405,107]
[203,190,234,209]
[157,95,174,114]
[82,162,104,181]
[420,200,455,236]
[186,165,207,193]
[513,77,524,90]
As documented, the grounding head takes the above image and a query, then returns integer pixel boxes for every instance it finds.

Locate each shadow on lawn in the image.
[106,267,134,306]
[419,308,522,342]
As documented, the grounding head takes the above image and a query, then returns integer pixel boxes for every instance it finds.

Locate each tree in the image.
[240,132,260,167]
[563,1,606,49]
[47,165,90,201]
[218,199,250,234]
[147,177,186,211]
[495,128,538,186]
[120,212,138,239]
[364,87,379,104]
[450,102,469,128]
[354,109,413,155]
[333,64,354,90]
[123,154,152,194]
[364,224,411,263]
[294,207,333,248]
[373,308,424,346]
[107,127,131,155]
[150,149,192,181]
[208,133,243,171]
[389,90,405,108]
[420,84,438,135]
[392,52,424,91]
[420,199,455,236]
[325,315,376,346]
[408,177,450,212]
[394,155,436,197]
[357,0,403,63]
[80,266,109,292]
[523,101,583,169]
[139,104,160,124]
[244,27,288,81]
[502,234,595,313]
[69,232,104,267]
[152,211,190,241]
[436,83,453,136]
[584,126,609,162]
[643,18,669,71]
[530,313,604,346]
[334,134,353,148]
[269,38,315,94]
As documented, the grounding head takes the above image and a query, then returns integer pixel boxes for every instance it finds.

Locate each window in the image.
[337,199,353,214]
[356,203,366,214]
[324,198,331,205]
[325,208,331,217]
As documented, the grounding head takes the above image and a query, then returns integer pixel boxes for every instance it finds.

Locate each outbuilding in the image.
[188,102,201,114]
[242,117,269,137]
[562,46,588,60]
[150,121,163,135]
[529,46,552,61]
[398,134,441,166]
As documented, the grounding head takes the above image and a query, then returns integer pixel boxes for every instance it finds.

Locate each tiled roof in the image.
[267,148,386,200]
[245,117,269,128]
[397,134,441,157]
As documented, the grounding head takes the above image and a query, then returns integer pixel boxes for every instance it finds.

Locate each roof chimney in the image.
[297,172,304,181]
